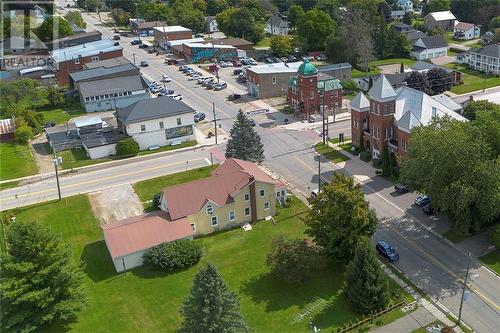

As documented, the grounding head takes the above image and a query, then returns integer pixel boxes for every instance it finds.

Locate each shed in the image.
[0,118,16,142]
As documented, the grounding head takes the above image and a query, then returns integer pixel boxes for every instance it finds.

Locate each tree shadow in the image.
[80,240,117,282]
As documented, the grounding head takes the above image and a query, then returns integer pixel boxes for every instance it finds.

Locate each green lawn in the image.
[137,140,197,156]
[0,142,38,180]
[352,67,381,78]
[254,36,271,48]
[339,142,354,155]
[58,149,111,170]
[479,249,500,275]
[6,195,408,332]
[352,58,415,78]
[315,143,350,163]
[39,107,85,125]
[133,165,216,205]
[442,228,470,243]
[444,64,500,94]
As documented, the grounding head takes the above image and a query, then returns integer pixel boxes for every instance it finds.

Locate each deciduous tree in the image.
[270,35,293,56]
[35,16,73,41]
[179,263,250,333]
[226,110,265,162]
[423,0,450,16]
[206,0,229,15]
[306,172,378,261]
[404,71,432,95]
[0,221,86,333]
[287,5,305,29]
[463,100,500,121]
[65,11,87,29]
[345,240,390,314]
[296,8,334,51]
[427,67,453,95]
[110,8,131,26]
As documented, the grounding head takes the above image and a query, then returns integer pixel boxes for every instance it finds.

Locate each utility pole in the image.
[52,148,62,201]
[321,89,327,144]
[482,58,490,92]
[318,152,321,192]
[458,252,471,326]
[133,53,136,65]
[212,102,218,145]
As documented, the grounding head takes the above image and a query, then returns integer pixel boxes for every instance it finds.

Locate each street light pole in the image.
[318,151,321,192]
[213,102,218,145]
[458,252,471,326]
[52,148,62,201]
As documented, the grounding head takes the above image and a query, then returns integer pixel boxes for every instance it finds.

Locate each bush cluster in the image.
[359,151,372,162]
[489,224,500,248]
[144,239,202,272]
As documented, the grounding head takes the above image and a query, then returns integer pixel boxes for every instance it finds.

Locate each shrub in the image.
[359,151,372,162]
[489,224,500,248]
[372,158,382,168]
[116,138,139,156]
[281,106,294,114]
[144,239,202,272]
[15,125,34,143]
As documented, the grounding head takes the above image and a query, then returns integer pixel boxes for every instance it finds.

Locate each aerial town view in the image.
[0,0,499,332]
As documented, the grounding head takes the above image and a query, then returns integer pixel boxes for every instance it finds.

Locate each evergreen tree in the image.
[0,221,86,333]
[402,11,412,25]
[400,61,404,73]
[179,263,249,333]
[381,144,391,176]
[427,67,453,95]
[404,71,432,95]
[345,240,390,314]
[225,110,264,163]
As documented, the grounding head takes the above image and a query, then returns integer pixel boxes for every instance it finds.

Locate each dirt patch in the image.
[378,63,403,74]
[30,135,54,174]
[88,184,144,224]
[430,56,455,65]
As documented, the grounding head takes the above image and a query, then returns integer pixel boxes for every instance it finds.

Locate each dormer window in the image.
[207,204,214,215]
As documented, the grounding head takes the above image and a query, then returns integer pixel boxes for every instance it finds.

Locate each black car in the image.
[43,121,56,128]
[233,69,243,75]
[376,241,399,262]
[131,39,142,45]
[236,77,247,84]
[228,94,241,101]
[394,183,409,194]
[423,203,434,215]
[249,119,256,126]
[194,112,206,122]
[113,35,121,40]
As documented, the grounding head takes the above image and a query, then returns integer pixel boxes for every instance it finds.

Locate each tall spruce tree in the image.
[179,263,249,333]
[381,144,391,176]
[345,240,390,314]
[0,221,86,333]
[225,110,264,163]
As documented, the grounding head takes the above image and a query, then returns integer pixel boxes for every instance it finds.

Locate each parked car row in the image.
[180,66,228,91]
[394,184,434,215]
[148,81,181,100]
[264,55,299,64]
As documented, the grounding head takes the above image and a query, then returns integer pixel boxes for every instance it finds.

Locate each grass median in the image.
[315,142,350,163]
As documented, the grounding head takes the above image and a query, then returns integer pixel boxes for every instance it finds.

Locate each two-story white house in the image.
[206,16,219,33]
[115,96,195,150]
[410,35,448,60]
[457,44,500,75]
[265,12,289,36]
[453,22,480,40]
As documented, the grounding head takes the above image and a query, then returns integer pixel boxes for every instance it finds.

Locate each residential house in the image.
[288,60,343,120]
[265,12,289,36]
[424,11,457,31]
[49,39,123,85]
[0,118,15,142]
[129,19,164,36]
[409,60,463,85]
[214,38,254,51]
[115,96,195,150]
[403,29,427,42]
[246,61,303,98]
[206,16,219,33]
[153,26,193,49]
[393,23,415,33]
[457,44,500,74]
[350,75,466,159]
[391,11,406,21]
[77,75,150,112]
[102,158,287,272]
[410,35,448,60]
[182,43,237,63]
[317,62,352,81]
[396,0,413,12]
[453,22,480,40]
[69,57,139,88]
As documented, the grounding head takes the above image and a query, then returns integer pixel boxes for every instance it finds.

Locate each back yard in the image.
[444,64,500,94]
[0,142,38,180]
[5,190,409,332]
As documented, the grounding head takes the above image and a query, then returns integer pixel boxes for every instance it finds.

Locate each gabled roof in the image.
[213,38,253,47]
[70,63,138,83]
[78,75,146,99]
[426,11,456,22]
[101,211,193,258]
[410,61,455,73]
[431,94,462,112]
[416,35,448,49]
[350,92,370,110]
[116,96,194,124]
[267,12,288,27]
[404,30,427,41]
[368,75,397,100]
[454,22,474,31]
[162,158,284,221]
[470,44,500,58]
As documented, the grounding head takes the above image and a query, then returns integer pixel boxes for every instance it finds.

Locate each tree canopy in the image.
[270,35,293,56]
[463,100,500,121]
[296,8,334,51]
[36,16,73,41]
[306,172,378,261]
[0,221,86,333]
[225,110,265,163]
[216,7,264,43]
[65,11,87,29]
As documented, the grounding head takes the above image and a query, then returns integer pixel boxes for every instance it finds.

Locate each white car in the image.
[188,75,201,81]
[167,93,183,100]
[198,76,213,84]
[162,75,171,82]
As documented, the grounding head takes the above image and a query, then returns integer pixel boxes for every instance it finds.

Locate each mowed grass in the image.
[479,249,500,275]
[254,36,271,48]
[40,107,86,125]
[352,58,415,78]
[137,140,197,156]
[59,149,111,170]
[444,64,500,94]
[0,142,38,180]
[315,142,350,163]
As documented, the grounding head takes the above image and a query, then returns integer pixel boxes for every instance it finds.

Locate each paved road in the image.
[4,5,499,332]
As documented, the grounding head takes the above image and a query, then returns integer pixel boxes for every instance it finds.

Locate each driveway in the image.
[430,56,455,65]
[88,184,144,223]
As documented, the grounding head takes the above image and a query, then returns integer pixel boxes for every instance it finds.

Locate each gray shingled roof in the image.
[78,75,146,99]
[472,44,500,58]
[116,96,195,124]
[350,92,370,110]
[368,75,397,100]
[70,63,138,83]
[317,63,352,71]
[410,61,455,73]
[418,35,448,49]
[404,30,427,41]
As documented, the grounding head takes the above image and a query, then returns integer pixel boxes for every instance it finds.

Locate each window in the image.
[264,202,270,210]
[74,58,80,64]
[190,223,196,232]
[90,96,95,101]
[309,91,314,99]
[229,211,235,221]
[105,94,109,98]
[140,124,146,132]
[211,216,218,226]
[206,204,214,215]
[85,97,90,102]
[244,207,250,216]
[91,56,99,62]
[244,193,249,201]
[177,118,182,126]
[159,121,164,129]
[259,189,265,197]
[272,76,276,85]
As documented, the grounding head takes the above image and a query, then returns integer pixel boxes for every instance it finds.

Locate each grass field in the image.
[40,107,85,125]
[254,36,271,48]
[58,149,111,170]
[442,228,470,243]
[315,143,350,163]
[479,249,500,274]
[137,140,197,156]
[0,142,38,180]
[444,64,500,94]
[5,195,408,332]
[352,58,415,78]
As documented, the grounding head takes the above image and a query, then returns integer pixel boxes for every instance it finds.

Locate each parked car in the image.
[213,82,227,91]
[43,121,56,128]
[206,82,217,89]
[138,44,149,49]
[227,93,241,101]
[248,119,256,126]
[140,60,149,67]
[423,203,434,215]
[394,183,409,194]
[165,58,177,65]
[310,189,320,198]
[376,241,399,262]
[194,112,206,122]
[167,93,183,101]
[287,55,298,62]
[162,75,171,82]
[232,60,242,67]
[131,39,142,45]
[241,59,250,66]
[188,75,201,81]
[280,57,288,62]
[414,194,430,207]
[198,77,213,84]
[203,79,216,87]
[120,32,128,37]
[179,65,187,71]
[236,77,247,84]
[233,69,243,75]
[264,57,273,64]
[147,48,157,54]
[113,35,121,40]
[249,60,258,65]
